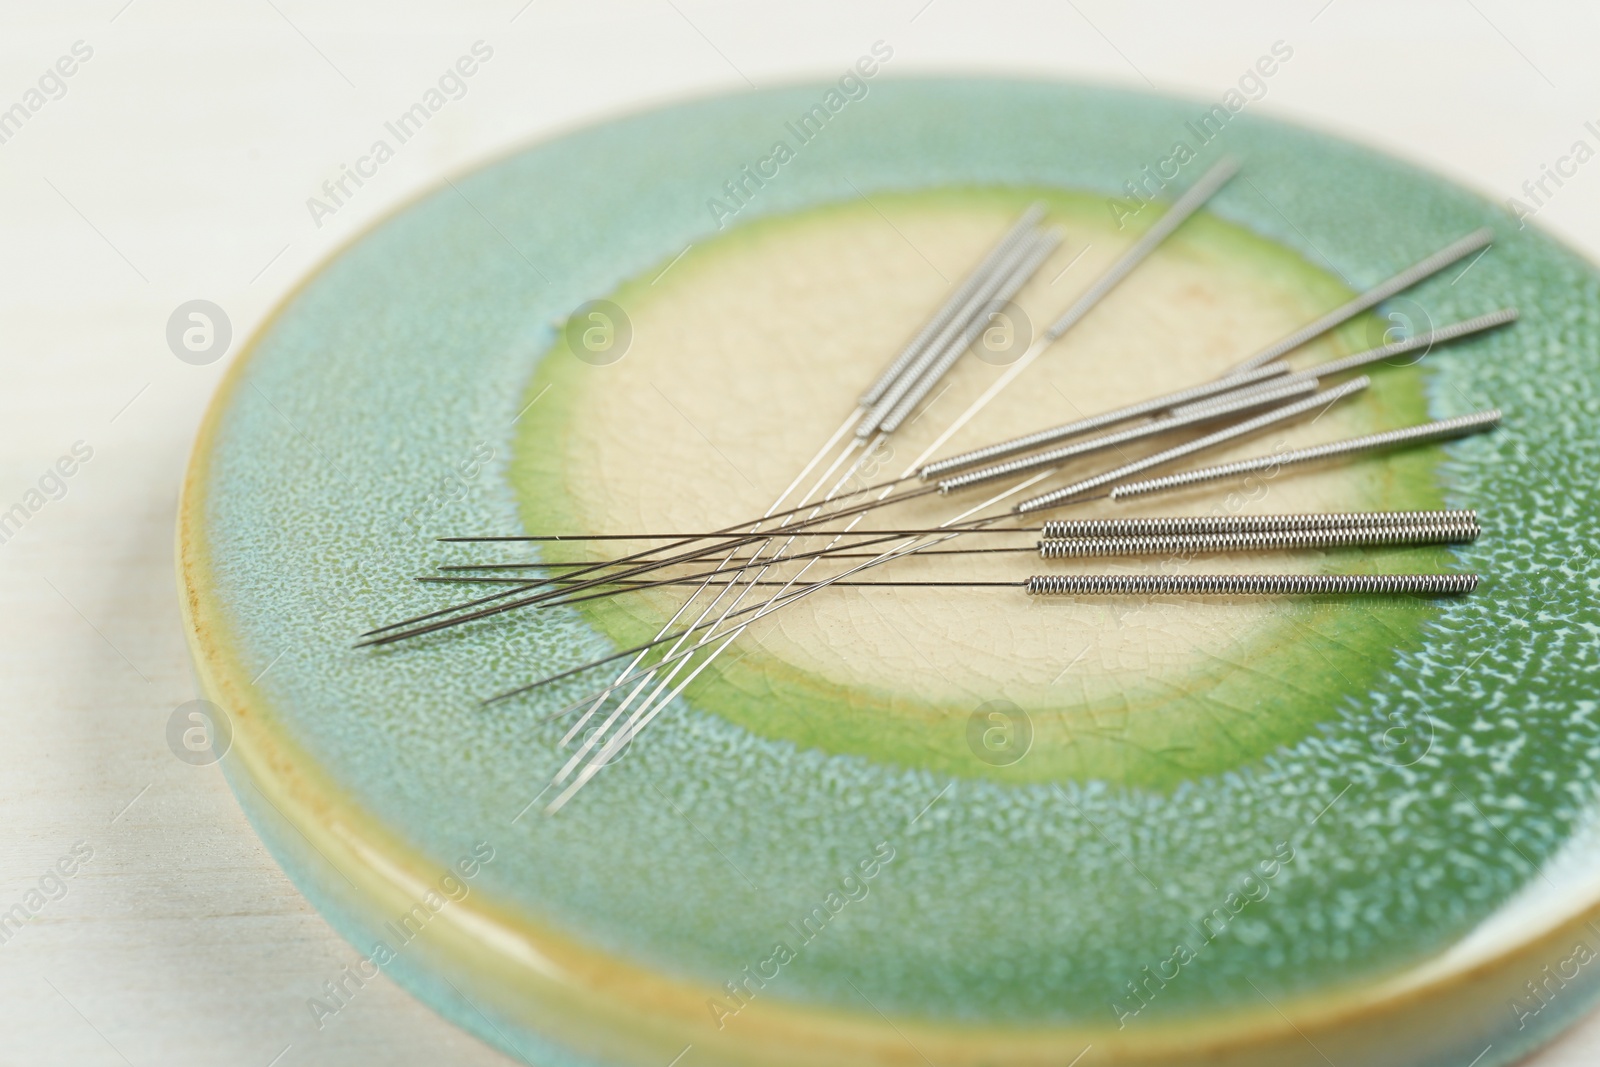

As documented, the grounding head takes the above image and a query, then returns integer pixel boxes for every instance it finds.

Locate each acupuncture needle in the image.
[1223,227,1496,376]
[437,540,1038,573]
[439,507,1482,556]
[1169,308,1517,417]
[891,159,1242,484]
[912,359,1296,481]
[520,566,1487,727]
[434,532,1038,580]
[429,563,1480,588]
[1108,409,1502,500]
[423,522,1480,586]
[514,565,1483,730]
[514,526,1017,609]
[425,565,1026,583]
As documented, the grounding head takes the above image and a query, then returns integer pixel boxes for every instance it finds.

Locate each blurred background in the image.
[2,1,1598,1063]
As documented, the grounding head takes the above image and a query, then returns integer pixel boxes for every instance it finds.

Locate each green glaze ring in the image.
[180,78,1600,1067]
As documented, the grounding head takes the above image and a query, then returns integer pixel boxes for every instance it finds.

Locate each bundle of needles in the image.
[362,159,1510,812]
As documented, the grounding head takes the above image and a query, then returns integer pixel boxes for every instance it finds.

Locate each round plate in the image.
[180,77,1600,1067]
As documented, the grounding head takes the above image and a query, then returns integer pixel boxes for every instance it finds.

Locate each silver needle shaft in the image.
[1015,376,1371,513]
[935,375,1319,494]
[859,203,1045,407]
[1108,409,1502,500]
[1224,228,1495,375]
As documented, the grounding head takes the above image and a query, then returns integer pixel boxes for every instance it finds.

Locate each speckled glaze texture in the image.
[187,79,1600,1066]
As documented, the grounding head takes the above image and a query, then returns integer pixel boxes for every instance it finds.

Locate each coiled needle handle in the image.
[1026,573,1478,596]
[1038,523,1478,558]
[1042,509,1477,538]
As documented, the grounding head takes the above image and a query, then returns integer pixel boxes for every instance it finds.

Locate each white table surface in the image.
[3,2,1598,1063]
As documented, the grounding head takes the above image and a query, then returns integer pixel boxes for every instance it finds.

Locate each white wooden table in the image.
[3,2,1597,1062]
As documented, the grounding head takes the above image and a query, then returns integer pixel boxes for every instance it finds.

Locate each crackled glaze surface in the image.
[191,79,1600,1062]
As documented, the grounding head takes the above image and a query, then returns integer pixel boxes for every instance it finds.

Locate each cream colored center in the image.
[536,193,1426,724]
